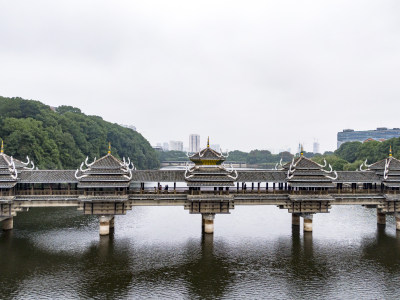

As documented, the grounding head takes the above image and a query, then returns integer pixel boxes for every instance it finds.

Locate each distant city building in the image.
[169,140,183,151]
[120,124,137,131]
[162,142,169,151]
[153,145,163,152]
[337,128,400,148]
[313,141,320,154]
[189,134,200,153]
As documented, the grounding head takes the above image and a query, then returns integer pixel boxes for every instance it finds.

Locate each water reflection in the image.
[2,206,400,299]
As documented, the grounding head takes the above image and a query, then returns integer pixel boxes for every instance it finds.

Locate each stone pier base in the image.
[377,210,386,225]
[302,214,313,232]
[396,213,400,231]
[99,215,114,236]
[292,214,300,226]
[2,217,13,231]
[202,214,215,234]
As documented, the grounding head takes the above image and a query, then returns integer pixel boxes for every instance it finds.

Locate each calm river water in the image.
[1,205,400,299]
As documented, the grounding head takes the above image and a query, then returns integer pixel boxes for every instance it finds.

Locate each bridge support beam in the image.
[202,214,215,234]
[99,215,114,236]
[292,214,300,226]
[2,217,13,231]
[396,213,400,231]
[377,210,386,225]
[302,214,313,232]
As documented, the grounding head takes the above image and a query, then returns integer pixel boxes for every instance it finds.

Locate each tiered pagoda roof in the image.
[185,139,237,187]
[286,152,337,188]
[75,147,133,188]
[0,141,35,188]
[366,147,400,187]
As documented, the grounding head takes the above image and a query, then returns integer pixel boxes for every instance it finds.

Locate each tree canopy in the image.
[0,96,159,170]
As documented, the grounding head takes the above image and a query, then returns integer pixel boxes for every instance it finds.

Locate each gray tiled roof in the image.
[19,170,78,183]
[236,171,287,182]
[75,154,131,188]
[189,147,225,163]
[336,171,380,183]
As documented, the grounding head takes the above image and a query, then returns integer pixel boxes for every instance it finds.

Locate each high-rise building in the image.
[337,128,400,148]
[189,134,200,153]
[313,141,320,154]
[162,142,169,151]
[169,141,183,151]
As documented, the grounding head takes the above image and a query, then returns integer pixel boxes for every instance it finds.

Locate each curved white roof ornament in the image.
[321,159,327,168]
[29,161,35,170]
[75,169,88,180]
[9,159,17,180]
[287,169,293,180]
[184,163,193,180]
[21,156,30,166]
[80,162,89,172]
[280,158,283,167]
[85,156,96,167]
[228,169,238,180]
[8,157,15,171]
[274,163,278,170]
[11,169,17,180]
[120,157,127,167]
[364,159,372,168]
[289,160,295,174]
[384,158,390,180]
[199,150,205,158]
[224,150,229,158]
[123,168,133,180]
[326,170,338,180]
[323,164,333,173]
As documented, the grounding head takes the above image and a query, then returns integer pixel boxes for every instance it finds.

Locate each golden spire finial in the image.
[300,144,304,157]
[108,142,111,154]
[389,145,392,157]
[207,137,210,148]
[1,140,3,154]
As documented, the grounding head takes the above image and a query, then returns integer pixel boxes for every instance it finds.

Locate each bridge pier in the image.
[2,217,13,231]
[377,210,386,225]
[202,213,215,234]
[292,214,300,226]
[99,215,114,236]
[396,213,400,231]
[302,214,313,232]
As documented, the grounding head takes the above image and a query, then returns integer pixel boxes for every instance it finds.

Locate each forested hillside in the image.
[0,96,159,169]
[312,139,399,171]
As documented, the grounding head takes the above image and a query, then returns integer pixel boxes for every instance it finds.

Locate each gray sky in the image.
[1,1,400,153]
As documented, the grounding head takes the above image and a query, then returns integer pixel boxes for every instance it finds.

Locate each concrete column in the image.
[202,214,215,234]
[395,213,400,231]
[377,210,386,225]
[302,214,313,232]
[2,217,13,231]
[99,215,114,236]
[292,214,300,226]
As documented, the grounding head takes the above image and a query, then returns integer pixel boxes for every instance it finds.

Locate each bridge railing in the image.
[11,187,397,197]
[15,190,82,196]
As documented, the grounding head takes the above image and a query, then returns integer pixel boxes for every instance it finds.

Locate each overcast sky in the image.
[1,1,400,153]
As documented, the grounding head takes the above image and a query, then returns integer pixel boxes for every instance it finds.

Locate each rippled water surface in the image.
[1,205,400,299]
